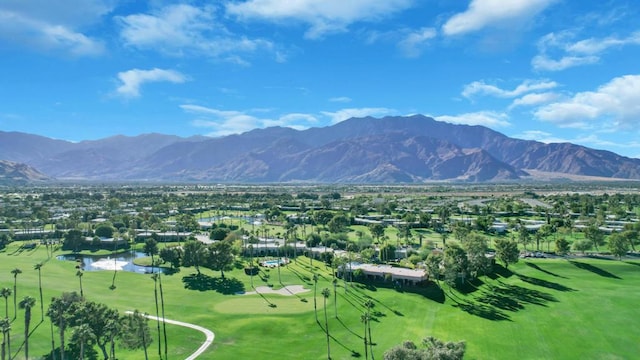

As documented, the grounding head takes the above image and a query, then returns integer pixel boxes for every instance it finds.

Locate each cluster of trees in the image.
[384,337,466,360]
[47,292,152,360]
[424,234,495,288]
[147,238,237,278]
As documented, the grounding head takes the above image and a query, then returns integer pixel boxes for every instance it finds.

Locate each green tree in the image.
[368,223,385,243]
[608,233,630,260]
[518,226,531,251]
[425,253,443,284]
[584,224,605,251]
[494,238,519,269]
[71,323,95,360]
[360,313,369,360]
[182,240,205,274]
[573,239,592,254]
[143,238,159,269]
[48,292,83,360]
[0,288,10,319]
[19,296,36,360]
[555,238,571,256]
[63,229,86,252]
[204,240,235,279]
[463,234,490,279]
[119,310,152,360]
[0,318,9,360]
[443,244,468,288]
[94,224,115,238]
[10,268,21,320]
[321,288,331,360]
[328,214,350,233]
[159,247,183,269]
[383,337,466,360]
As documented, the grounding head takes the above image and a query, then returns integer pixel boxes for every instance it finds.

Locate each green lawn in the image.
[1,242,638,359]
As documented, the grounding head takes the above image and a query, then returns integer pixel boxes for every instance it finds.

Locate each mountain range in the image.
[2,115,640,183]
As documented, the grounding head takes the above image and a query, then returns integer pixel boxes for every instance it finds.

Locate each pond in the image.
[57,251,165,274]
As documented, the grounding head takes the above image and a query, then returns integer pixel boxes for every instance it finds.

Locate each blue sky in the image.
[1,1,640,157]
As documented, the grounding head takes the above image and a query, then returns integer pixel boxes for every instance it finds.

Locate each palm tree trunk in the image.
[49,320,56,360]
[324,297,330,359]
[153,277,162,359]
[59,318,65,360]
[38,270,44,322]
[24,309,30,360]
[159,275,168,360]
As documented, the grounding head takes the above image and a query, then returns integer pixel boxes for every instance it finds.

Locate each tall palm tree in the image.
[151,274,163,359]
[47,292,82,360]
[332,278,338,318]
[321,288,331,360]
[10,268,21,320]
[360,313,369,360]
[19,296,36,360]
[0,318,10,360]
[73,323,95,360]
[0,288,10,319]
[33,263,44,322]
[158,274,168,360]
[313,274,319,322]
[76,270,84,297]
[364,300,375,359]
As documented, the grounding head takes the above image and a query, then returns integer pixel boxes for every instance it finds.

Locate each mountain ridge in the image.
[2,115,639,183]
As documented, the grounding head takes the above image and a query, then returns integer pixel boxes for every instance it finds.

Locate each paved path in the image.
[126,311,215,360]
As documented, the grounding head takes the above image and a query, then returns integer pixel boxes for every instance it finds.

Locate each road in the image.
[126,311,215,359]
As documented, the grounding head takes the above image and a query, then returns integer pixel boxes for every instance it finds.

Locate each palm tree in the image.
[10,268,21,320]
[34,263,45,322]
[76,270,84,297]
[0,318,10,360]
[364,300,375,359]
[158,274,168,360]
[321,288,331,360]
[151,274,163,359]
[0,288,10,319]
[19,296,36,360]
[73,323,95,360]
[360,313,369,360]
[332,278,338,318]
[313,274,319,322]
[48,292,82,360]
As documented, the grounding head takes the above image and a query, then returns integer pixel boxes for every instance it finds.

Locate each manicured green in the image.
[1,242,639,360]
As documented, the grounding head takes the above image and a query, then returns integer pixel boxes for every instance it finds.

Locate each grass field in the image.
[1,242,638,359]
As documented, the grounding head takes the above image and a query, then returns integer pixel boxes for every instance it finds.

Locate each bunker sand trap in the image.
[243,285,309,296]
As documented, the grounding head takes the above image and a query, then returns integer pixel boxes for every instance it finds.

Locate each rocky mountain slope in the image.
[1,115,639,183]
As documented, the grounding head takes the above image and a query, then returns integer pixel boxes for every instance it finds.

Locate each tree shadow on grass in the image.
[525,262,568,278]
[182,273,245,295]
[624,261,640,267]
[486,264,514,280]
[568,261,621,279]
[515,274,576,292]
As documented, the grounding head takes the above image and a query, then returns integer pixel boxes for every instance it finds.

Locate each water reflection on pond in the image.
[57,251,165,274]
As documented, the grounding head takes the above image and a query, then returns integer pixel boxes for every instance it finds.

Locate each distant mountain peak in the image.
[1,115,639,183]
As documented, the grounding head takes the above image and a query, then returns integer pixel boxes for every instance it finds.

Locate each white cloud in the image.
[0,9,104,56]
[442,0,556,36]
[534,75,640,129]
[509,92,560,109]
[434,111,510,128]
[181,105,319,136]
[117,4,273,59]
[514,130,567,143]
[532,31,640,71]
[329,96,352,103]
[462,79,558,99]
[116,68,188,98]
[225,0,414,39]
[397,27,437,57]
[321,108,395,124]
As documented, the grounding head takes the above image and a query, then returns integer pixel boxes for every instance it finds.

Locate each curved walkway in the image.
[126,311,215,360]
